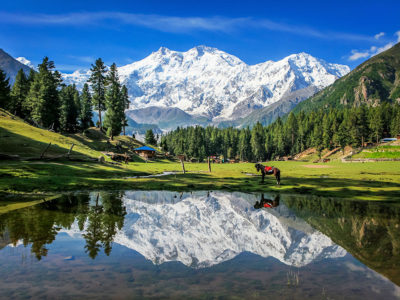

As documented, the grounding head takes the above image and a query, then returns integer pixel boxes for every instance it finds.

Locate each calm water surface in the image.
[0,191,399,299]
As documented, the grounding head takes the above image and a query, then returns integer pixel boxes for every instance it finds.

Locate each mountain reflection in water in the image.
[0,191,399,299]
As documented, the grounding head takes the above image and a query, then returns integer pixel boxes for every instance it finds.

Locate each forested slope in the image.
[293,42,400,114]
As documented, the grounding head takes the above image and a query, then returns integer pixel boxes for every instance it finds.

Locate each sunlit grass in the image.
[1,159,399,201]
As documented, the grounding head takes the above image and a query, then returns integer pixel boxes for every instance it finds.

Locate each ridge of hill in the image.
[293,43,400,114]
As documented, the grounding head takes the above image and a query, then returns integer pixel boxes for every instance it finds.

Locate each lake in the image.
[0,191,399,299]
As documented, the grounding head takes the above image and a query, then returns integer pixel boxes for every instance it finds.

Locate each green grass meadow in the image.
[1,109,400,201]
[1,159,400,201]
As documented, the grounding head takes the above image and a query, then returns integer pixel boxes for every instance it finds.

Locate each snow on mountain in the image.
[62,191,346,268]
[0,49,32,84]
[62,69,91,90]
[61,46,350,120]
[16,57,35,70]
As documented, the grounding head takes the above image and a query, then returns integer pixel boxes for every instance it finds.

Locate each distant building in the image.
[134,146,156,159]
[380,138,397,143]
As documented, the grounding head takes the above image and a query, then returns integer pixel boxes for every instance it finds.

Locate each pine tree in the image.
[251,122,265,161]
[391,106,400,137]
[355,105,369,147]
[103,63,124,140]
[238,127,252,161]
[9,69,29,117]
[121,85,130,135]
[59,85,79,132]
[322,113,332,149]
[335,121,349,153]
[0,69,11,110]
[369,106,383,143]
[286,112,298,152]
[79,83,93,131]
[89,58,107,130]
[145,129,157,145]
[25,57,61,130]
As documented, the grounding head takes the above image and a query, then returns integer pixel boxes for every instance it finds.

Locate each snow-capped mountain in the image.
[0,49,32,84]
[16,57,35,70]
[63,191,346,268]
[62,46,350,122]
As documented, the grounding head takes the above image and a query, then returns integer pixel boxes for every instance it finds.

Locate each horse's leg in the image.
[276,170,280,185]
[261,171,265,183]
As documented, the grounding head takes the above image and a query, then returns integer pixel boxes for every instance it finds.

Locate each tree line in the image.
[160,103,400,161]
[0,57,129,139]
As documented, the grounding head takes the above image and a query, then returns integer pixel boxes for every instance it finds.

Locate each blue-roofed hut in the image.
[134,146,156,159]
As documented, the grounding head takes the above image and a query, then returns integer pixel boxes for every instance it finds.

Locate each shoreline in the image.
[1,160,400,201]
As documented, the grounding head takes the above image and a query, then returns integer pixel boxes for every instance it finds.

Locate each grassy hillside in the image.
[0,108,145,160]
[293,42,400,114]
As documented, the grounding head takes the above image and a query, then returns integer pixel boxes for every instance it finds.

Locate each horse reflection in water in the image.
[254,194,280,209]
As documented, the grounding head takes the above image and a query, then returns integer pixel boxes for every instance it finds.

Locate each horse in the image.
[254,194,280,209]
[255,163,281,185]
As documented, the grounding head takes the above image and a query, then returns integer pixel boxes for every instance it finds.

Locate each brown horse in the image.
[255,163,281,185]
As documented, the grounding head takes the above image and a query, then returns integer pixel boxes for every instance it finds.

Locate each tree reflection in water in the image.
[284,196,400,286]
[83,192,126,259]
[0,192,126,260]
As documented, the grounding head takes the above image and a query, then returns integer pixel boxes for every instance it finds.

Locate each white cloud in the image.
[348,30,400,61]
[349,50,370,61]
[396,31,400,43]
[374,32,385,39]
[0,11,374,42]
[375,42,394,55]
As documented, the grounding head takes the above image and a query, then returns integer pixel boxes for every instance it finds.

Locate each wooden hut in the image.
[134,146,156,159]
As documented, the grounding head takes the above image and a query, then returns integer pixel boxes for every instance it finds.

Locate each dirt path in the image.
[302,164,333,168]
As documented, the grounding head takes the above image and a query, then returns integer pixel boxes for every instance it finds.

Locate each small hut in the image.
[134,146,156,159]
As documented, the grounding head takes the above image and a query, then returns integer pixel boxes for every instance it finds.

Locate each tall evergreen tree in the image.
[103,63,124,140]
[59,85,79,132]
[391,106,400,137]
[25,57,61,130]
[88,58,107,130]
[121,85,130,135]
[0,69,11,110]
[355,105,369,147]
[251,122,265,161]
[335,121,349,153]
[369,106,383,143]
[286,112,298,152]
[10,69,29,117]
[27,68,36,85]
[145,129,157,145]
[79,83,93,131]
[238,127,252,161]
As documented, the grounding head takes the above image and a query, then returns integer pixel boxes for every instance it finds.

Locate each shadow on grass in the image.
[0,160,150,193]
[0,128,92,159]
[129,172,400,200]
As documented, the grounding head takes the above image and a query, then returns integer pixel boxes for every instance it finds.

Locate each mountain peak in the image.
[60,46,350,126]
[0,48,32,84]
[156,46,171,55]
[189,45,218,55]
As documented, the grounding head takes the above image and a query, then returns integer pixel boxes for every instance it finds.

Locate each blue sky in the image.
[1,0,399,72]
